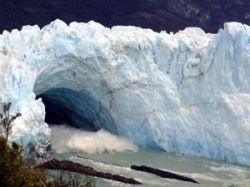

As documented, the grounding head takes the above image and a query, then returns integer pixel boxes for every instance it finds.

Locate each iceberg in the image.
[0,19,249,165]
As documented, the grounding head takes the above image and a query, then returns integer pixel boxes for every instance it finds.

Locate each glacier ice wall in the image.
[0,20,249,165]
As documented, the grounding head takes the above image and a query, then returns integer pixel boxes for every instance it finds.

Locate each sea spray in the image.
[51,125,138,154]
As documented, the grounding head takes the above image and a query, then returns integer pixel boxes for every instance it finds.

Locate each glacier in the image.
[0,19,249,166]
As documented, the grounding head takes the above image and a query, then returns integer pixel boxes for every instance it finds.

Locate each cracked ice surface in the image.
[0,19,249,165]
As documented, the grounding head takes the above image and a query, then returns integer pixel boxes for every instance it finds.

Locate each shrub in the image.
[0,135,47,187]
[46,171,96,187]
[0,103,95,186]
[0,102,21,144]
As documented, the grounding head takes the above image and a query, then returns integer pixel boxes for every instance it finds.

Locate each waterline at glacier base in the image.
[52,126,250,187]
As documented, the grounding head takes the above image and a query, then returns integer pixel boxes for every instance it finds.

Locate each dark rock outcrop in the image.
[0,0,249,33]
[131,165,199,184]
[37,159,142,185]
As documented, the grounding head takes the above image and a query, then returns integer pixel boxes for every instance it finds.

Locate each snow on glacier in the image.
[0,19,249,165]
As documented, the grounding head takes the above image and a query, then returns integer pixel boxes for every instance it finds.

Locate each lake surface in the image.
[54,149,250,187]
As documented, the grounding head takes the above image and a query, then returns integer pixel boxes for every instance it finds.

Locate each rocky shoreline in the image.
[131,165,199,184]
[37,159,142,185]
[38,158,201,185]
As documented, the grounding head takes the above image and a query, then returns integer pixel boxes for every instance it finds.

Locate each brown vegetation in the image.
[0,102,95,187]
[0,102,21,144]
[0,135,47,186]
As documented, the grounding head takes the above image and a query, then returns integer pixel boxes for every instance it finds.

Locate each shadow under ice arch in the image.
[36,88,117,133]
[32,54,118,134]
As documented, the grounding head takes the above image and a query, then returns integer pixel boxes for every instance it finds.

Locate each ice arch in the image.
[0,20,249,166]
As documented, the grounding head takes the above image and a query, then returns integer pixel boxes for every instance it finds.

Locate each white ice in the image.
[0,20,249,165]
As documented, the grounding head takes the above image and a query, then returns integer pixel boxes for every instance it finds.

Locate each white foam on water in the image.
[51,125,138,154]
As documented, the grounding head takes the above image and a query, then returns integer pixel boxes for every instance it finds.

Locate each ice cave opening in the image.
[35,88,118,134]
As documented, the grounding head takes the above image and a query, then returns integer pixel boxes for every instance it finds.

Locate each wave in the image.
[50,125,138,154]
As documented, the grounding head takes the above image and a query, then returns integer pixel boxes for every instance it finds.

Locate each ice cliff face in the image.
[0,20,249,165]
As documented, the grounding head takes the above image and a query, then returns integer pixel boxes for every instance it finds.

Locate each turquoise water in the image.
[55,149,250,187]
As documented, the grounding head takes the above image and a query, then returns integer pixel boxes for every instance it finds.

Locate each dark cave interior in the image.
[36,88,117,133]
